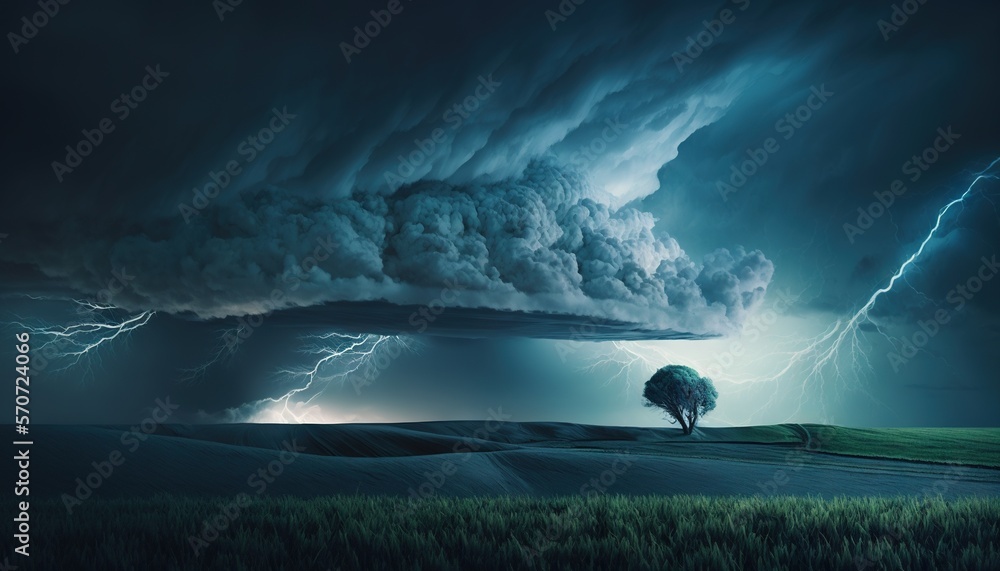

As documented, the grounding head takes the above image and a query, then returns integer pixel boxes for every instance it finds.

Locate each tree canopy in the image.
[642,365,718,435]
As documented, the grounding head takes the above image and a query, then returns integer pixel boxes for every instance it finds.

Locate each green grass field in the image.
[660,424,1000,468]
[9,494,998,570]
[801,426,1000,468]
[573,424,1000,468]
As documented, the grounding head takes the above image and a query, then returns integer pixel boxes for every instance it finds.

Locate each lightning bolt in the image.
[254,332,418,423]
[579,158,1000,423]
[581,341,650,391]
[770,156,1000,416]
[178,325,245,382]
[581,340,719,392]
[11,299,155,379]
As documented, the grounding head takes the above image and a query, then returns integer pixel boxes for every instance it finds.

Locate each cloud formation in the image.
[0,0,798,338]
[25,161,772,337]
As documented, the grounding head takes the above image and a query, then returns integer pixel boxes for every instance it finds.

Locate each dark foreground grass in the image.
[5,495,998,570]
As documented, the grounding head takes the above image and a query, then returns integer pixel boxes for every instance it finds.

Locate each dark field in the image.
[5,495,999,570]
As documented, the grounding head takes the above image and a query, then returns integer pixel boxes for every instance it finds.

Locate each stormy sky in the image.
[1,0,998,428]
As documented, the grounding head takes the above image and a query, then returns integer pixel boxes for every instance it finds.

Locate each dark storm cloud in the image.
[0,0,996,426]
[0,0,788,337]
[11,160,772,337]
[624,0,1000,419]
[635,0,1000,319]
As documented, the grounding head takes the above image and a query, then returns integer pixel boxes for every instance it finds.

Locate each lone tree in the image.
[643,365,718,435]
